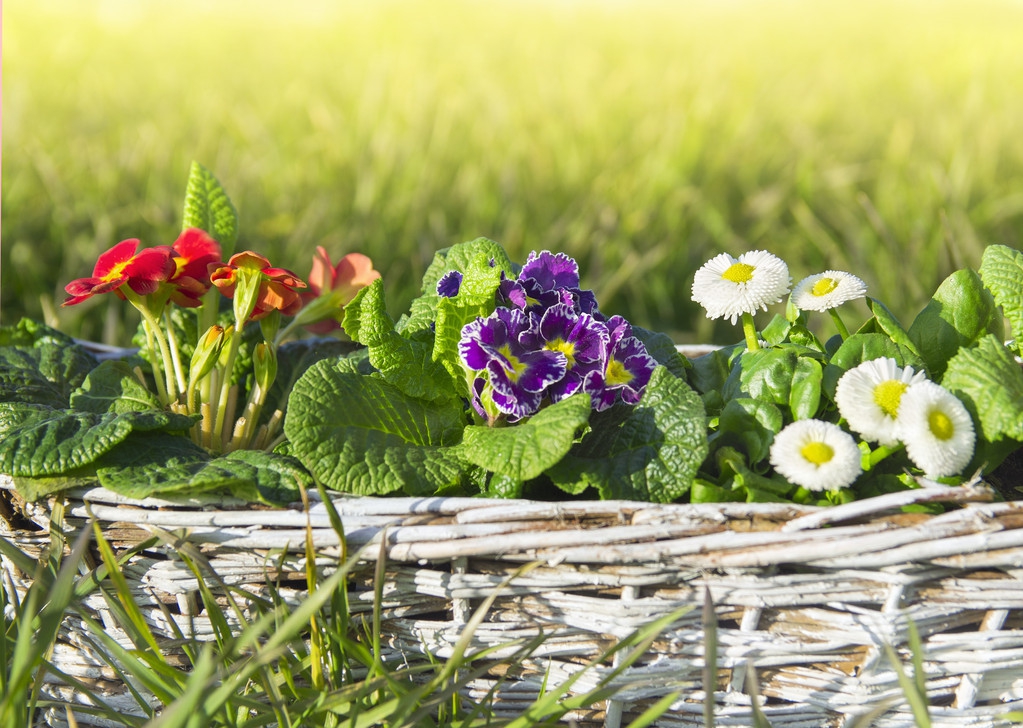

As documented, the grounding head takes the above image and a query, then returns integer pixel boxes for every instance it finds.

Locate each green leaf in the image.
[70,359,162,413]
[547,367,707,503]
[224,450,312,506]
[343,279,456,402]
[0,340,99,408]
[716,446,795,503]
[457,394,591,481]
[716,397,783,464]
[181,161,238,255]
[485,473,524,499]
[284,360,467,495]
[979,244,1023,343]
[687,344,741,414]
[0,317,78,348]
[12,470,98,501]
[632,326,690,379]
[789,355,823,420]
[942,334,1023,446]
[259,337,358,424]
[0,407,197,478]
[96,433,220,498]
[865,297,919,355]
[908,268,1004,379]
[724,346,822,408]
[419,237,516,297]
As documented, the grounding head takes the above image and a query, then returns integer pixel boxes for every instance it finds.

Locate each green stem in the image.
[125,291,177,403]
[829,308,851,340]
[212,333,242,449]
[163,310,187,394]
[740,312,761,351]
[863,442,905,471]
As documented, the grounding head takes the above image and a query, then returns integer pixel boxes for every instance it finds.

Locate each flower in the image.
[166,228,223,307]
[459,307,567,419]
[437,270,463,298]
[896,380,975,478]
[63,239,176,306]
[834,358,927,446]
[520,303,609,402]
[584,316,657,411]
[298,247,380,332]
[498,250,601,317]
[769,419,862,491]
[791,270,867,312]
[691,250,791,324]
[209,251,307,322]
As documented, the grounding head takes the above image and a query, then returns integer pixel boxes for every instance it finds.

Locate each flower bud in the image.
[189,325,227,383]
[252,341,278,396]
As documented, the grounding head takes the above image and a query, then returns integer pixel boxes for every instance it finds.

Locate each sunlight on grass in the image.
[4,0,1023,344]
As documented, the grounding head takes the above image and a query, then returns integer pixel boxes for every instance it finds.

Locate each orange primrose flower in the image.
[301,247,381,333]
[63,239,176,306]
[209,251,307,321]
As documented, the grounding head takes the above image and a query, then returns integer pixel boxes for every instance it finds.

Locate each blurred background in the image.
[3,0,1023,345]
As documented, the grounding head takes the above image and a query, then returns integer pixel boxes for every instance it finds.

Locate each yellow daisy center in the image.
[722,262,756,284]
[811,277,839,297]
[928,409,955,440]
[545,337,577,368]
[873,380,907,418]
[800,441,834,466]
[605,359,634,387]
[497,344,528,383]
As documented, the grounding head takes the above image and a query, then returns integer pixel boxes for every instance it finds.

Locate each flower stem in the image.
[863,442,905,471]
[741,312,761,351]
[829,308,852,340]
[163,310,187,394]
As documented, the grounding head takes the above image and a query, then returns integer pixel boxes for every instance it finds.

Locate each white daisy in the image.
[896,380,975,479]
[691,250,791,324]
[834,358,927,447]
[769,419,862,492]
[791,270,867,312]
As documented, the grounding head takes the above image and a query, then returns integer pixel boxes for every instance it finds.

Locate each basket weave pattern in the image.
[3,474,1023,728]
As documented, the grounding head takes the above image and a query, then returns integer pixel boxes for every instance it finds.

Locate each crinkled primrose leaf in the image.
[0,406,197,478]
[70,360,162,414]
[343,278,456,403]
[456,393,591,482]
[284,359,467,496]
[979,244,1023,345]
[0,338,99,409]
[547,367,707,503]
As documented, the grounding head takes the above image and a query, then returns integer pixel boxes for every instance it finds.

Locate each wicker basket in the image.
[3,472,1023,728]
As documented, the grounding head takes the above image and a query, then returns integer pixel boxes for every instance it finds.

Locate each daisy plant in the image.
[688,244,1023,506]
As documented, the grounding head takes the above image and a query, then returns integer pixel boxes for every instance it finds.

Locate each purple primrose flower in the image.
[436,270,463,298]
[459,307,567,419]
[520,303,608,402]
[584,316,657,411]
[497,250,602,318]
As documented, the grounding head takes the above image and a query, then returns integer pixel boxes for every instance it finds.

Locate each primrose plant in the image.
[57,162,380,455]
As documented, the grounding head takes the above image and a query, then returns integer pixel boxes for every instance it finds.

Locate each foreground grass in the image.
[4,0,1023,344]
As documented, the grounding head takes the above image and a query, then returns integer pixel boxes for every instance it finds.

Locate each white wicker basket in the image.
[3,472,1023,728]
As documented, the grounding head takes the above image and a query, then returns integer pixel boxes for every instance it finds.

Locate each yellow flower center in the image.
[101,260,131,283]
[546,337,577,368]
[928,409,955,440]
[800,441,834,466]
[811,277,839,297]
[873,380,907,418]
[605,359,634,387]
[498,344,528,383]
[722,262,756,284]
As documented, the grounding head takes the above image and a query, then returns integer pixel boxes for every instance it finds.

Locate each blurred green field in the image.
[4,0,1023,345]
